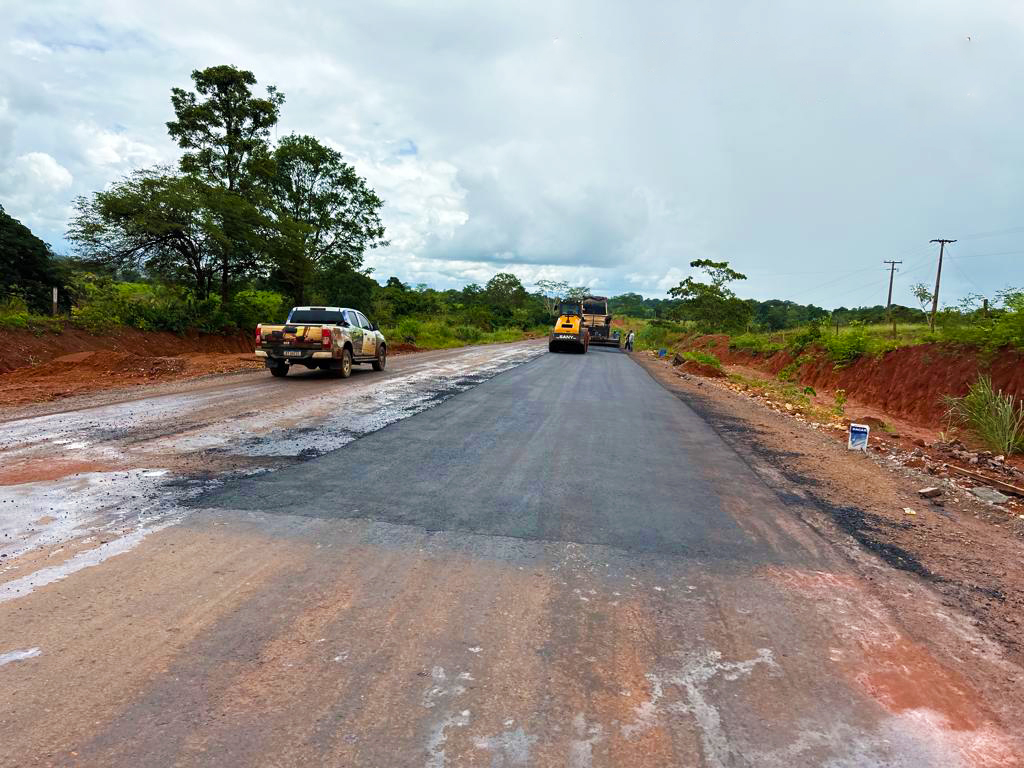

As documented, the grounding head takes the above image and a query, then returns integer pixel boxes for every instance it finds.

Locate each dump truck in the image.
[549,300,590,353]
[255,306,387,378]
[582,296,621,347]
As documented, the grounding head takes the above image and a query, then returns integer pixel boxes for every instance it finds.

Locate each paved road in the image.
[1,345,1018,766]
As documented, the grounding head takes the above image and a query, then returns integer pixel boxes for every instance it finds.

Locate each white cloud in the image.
[9,38,52,59]
[0,152,73,234]
[72,123,166,170]
[1,0,1023,302]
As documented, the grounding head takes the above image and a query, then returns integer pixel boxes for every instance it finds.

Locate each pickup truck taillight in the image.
[322,328,332,349]
[255,324,262,348]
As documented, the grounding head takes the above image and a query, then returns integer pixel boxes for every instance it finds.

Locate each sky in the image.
[1,0,1022,309]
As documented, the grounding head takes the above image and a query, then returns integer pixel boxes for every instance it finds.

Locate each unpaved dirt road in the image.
[1,342,1021,767]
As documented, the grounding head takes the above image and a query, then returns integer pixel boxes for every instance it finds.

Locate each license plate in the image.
[284,350,303,357]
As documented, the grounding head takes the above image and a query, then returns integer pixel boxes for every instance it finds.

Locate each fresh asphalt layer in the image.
[200,347,815,565]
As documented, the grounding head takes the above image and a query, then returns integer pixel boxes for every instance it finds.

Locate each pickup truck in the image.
[255,306,387,378]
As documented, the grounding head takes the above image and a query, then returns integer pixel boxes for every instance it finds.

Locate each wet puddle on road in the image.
[0,345,544,602]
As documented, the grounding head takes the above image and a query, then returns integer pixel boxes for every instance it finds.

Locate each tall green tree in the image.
[268,134,387,304]
[484,273,528,314]
[167,65,285,300]
[668,259,752,331]
[0,205,65,312]
[167,65,283,195]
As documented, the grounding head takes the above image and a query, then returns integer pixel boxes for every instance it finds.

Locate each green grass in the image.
[379,318,545,350]
[611,316,693,351]
[0,300,64,333]
[728,323,939,365]
[942,375,1024,456]
[730,333,785,355]
[680,349,722,369]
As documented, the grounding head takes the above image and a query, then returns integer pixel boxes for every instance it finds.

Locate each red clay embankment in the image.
[0,326,253,374]
[0,327,260,407]
[682,335,1024,428]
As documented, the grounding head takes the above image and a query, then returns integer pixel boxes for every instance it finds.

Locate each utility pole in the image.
[928,239,956,331]
[883,260,901,337]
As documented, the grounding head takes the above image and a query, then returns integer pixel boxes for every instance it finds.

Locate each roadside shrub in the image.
[0,295,28,314]
[396,317,422,342]
[228,289,286,329]
[69,302,110,334]
[453,324,482,342]
[682,350,722,369]
[730,333,784,355]
[635,322,687,351]
[833,389,847,413]
[822,323,868,366]
[777,354,812,382]
[66,273,286,334]
[777,361,798,382]
[942,376,1024,456]
[0,296,63,333]
[787,323,822,354]
[460,306,494,331]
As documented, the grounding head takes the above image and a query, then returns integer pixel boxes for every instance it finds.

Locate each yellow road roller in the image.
[549,300,590,353]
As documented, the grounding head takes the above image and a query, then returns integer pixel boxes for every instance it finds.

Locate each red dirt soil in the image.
[677,359,726,378]
[0,328,432,408]
[0,326,253,374]
[684,335,1024,427]
[0,327,260,407]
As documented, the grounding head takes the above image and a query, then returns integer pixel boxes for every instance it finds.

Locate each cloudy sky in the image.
[2,1,1022,307]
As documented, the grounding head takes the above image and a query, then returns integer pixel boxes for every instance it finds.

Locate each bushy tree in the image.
[167,65,285,300]
[485,273,528,313]
[268,134,386,304]
[68,170,218,298]
[668,259,752,331]
[168,65,283,194]
[69,65,389,314]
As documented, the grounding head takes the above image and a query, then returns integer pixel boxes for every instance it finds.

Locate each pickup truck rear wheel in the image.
[334,348,353,378]
[270,363,288,377]
[372,344,387,371]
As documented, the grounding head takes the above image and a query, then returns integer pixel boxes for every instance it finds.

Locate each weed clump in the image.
[942,375,1024,456]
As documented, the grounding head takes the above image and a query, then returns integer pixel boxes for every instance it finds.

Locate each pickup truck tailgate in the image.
[260,325,324,348]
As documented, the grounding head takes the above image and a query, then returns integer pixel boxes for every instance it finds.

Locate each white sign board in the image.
[848,423,870,452]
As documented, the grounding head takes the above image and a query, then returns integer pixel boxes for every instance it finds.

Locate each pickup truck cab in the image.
[255,306,387,378]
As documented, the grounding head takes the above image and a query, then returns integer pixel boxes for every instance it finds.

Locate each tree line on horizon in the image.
[0,194,983,337]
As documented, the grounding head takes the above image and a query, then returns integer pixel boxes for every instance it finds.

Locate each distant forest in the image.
[608,293,927,329]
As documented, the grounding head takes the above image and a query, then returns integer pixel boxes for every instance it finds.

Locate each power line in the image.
[947,257,987,298]
[947,249,1024,260]
[785,265,883,302]
[956,225,1024,241]
[829,274,890,306]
